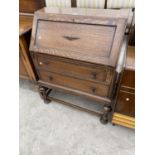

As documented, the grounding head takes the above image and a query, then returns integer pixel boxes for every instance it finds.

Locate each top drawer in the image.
[121,69,135,88]
[35,54,114,85]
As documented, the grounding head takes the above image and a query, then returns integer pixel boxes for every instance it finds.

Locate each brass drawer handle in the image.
[63,35,80,41]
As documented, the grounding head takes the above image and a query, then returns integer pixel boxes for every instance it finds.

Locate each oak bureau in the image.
[30,7,129,124]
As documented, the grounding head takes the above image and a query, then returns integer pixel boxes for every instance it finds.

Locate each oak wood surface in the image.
[38,70,110,97]
[35,53,114,85]
[19,0,45,13]
[115,90,135,117]
[38,80,111,104]
[30,7,129,67]
[35,21,116,58]
[121,70,135,89]
[19,15,33,36]
[30,8,129,124]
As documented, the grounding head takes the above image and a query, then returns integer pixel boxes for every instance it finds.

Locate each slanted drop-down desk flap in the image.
[30,7,129,67]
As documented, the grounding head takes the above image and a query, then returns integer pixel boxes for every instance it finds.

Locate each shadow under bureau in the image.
[30,7,129,124]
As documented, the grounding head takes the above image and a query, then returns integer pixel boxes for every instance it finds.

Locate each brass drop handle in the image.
[92,87,96,93]
[126,98,130,101]
[49,76,53,81]
[63,35,80,41]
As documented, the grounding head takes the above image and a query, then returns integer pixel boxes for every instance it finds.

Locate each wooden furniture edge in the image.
[19,36,36,81]
[112,113,135,129]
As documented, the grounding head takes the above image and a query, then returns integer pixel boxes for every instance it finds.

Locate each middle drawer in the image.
[36,54,114,84]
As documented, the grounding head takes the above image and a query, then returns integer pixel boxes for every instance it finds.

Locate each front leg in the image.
[100,106,112,124]
[38,86,52,104]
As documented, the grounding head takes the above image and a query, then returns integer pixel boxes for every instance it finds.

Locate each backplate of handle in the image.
[63,35,80,41]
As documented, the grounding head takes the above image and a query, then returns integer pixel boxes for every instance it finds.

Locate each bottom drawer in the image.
[38,70,110,98]
[116,91,135,117]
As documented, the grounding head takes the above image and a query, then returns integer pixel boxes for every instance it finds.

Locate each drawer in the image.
[36,54,114,84]
[121,70,135,88]
[38,70,110,97]
[116,91,135,117]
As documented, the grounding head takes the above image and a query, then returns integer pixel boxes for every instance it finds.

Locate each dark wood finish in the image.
[30,8,128,124]
[19,0,45,13]
[113,46,135,121]
[38,86,113,123]
[71,0,77,7]
[121,70,135,89]
[115,91,135,117]
[100,106,112,124]
[34,21,116,64]
[38,86,51,103]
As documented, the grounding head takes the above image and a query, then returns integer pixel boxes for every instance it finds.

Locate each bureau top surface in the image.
[19,15,33,36]
[35,7,130,18]
[30,7,129,67]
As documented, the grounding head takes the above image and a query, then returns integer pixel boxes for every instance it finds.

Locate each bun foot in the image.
[100,106,112,125]
[100,115,108,124]
[44,98,51,104]
[38,86,52,104]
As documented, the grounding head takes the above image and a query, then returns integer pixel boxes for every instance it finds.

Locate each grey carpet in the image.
[19,79,135,155]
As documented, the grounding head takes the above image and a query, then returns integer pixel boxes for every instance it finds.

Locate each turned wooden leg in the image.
[100,106,112,124]
[38,86,52,104]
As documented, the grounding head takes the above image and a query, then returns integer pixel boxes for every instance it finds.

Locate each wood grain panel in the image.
[19,15,33,36]
[38,70,110,97]
[116,91,135,117]
[19,0,45,13]
[35,20,116,58]
[30,8,128,66]
[121,70,135,88]
[35,54,114,84]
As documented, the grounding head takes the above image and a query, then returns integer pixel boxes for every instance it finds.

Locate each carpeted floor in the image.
[19,79,135,155]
